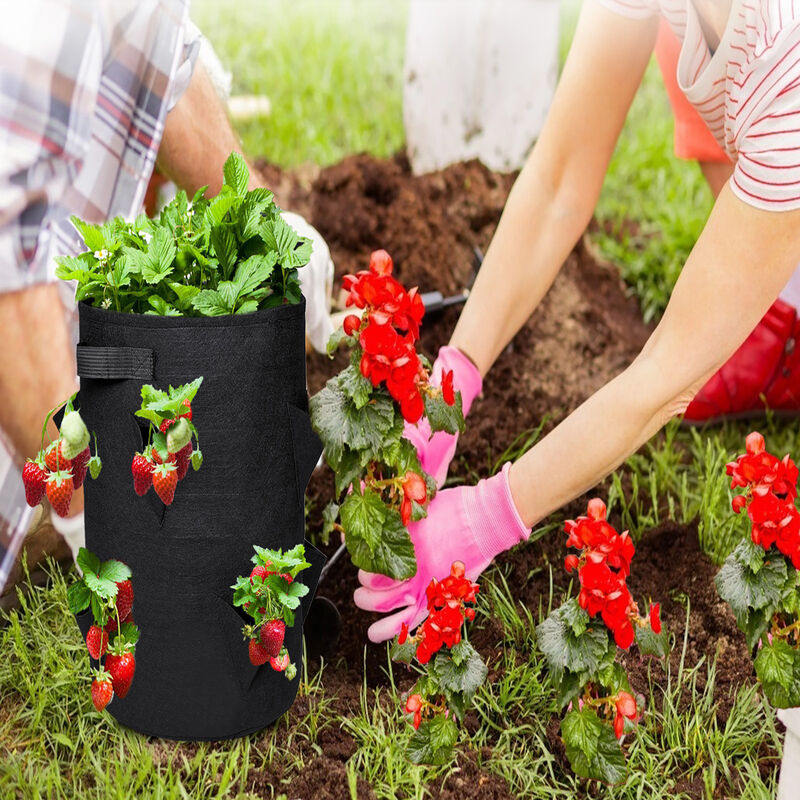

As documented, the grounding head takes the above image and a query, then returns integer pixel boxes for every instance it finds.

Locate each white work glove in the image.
[49,509,85,564]
[778,708,800,799]
[281,211,335,354]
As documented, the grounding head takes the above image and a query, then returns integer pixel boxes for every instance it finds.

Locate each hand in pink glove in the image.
[404,346,482,488]
[353,462,530,642]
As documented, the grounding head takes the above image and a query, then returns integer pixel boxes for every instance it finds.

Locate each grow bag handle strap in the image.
[76,345,154,380]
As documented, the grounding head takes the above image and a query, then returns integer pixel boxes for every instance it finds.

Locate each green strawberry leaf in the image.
[191,289,232,316]
[83,573,118,600]
[76,548,101,577]
[67,580,91,614]
[99,560,131,583]
[114,622,140,647]
[223,152,250,196]
[141,228,176,284]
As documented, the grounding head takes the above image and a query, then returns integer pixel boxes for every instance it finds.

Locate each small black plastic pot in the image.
[75,298,324,740]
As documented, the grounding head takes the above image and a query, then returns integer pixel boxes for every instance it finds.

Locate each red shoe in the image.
[683,299,800,425]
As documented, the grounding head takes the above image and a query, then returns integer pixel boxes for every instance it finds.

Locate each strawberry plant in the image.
[22,395,102,516]
[310,250,464,579]
[55,153,311,315]
[716,432,800,707]
[390,561,486,765]
[68,547,139,711]
[231,544,312,680]
[536,499,669,785]
[132,378,203,504]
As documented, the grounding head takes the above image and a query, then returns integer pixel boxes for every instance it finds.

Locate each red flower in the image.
[400,471,428,525]
[343,314,361,336]
[441,369,455,406]
[616,691,637,719]
[746,431,765,455]
[409,563,479,664]
[369,249,393,276]
[613,691,637,738]
[649,602,662,634]
[405,693,422,713]
[398,622,409,645]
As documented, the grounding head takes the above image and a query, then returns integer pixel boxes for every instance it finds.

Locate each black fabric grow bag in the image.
[74,298,323,740]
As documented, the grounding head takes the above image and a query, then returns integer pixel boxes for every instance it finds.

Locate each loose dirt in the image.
[241,153,777,799]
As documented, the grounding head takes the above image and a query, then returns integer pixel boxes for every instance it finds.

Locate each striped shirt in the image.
[598,0,800,211]
[0,0,199,292]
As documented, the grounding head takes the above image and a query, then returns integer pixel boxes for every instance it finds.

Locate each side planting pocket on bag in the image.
[287,403,322,511]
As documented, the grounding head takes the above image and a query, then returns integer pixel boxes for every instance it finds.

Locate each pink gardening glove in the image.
[353,462,530,642]
[404,346,483,488]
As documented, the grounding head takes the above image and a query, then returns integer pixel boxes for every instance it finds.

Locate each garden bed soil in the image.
[227,154,774,797]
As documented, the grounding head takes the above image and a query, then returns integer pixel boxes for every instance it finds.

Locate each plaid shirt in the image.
[0,0,199,590]
[0,0,199,292]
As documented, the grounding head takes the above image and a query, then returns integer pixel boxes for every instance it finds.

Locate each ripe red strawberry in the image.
[86,625,109,659]
[22,459,48,507]
[159,417,176,433]
[250,564,269,584]
[105,650,136,698]
[46,470,73,517]
[131,453,154,496]
[114,580,134,621]
[152,462,178,504]
[45,440,71,474]
[91,674,114,711]
[260,619,286,658]
[248,638,270,666]
[270,651,291,672]
[71,446,91,489]
[175,443,192,480]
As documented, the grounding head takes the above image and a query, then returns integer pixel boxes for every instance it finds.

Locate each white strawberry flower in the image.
[93,249,109,260]
[138,230,152,244]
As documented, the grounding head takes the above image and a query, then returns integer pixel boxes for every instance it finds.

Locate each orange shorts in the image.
[654,19,731,164]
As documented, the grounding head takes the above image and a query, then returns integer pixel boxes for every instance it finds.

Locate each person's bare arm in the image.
[0,283,84,512]
[449,1,659,373]
[0,284,77,461]
[508,185,800,526]
[156,61,263,195]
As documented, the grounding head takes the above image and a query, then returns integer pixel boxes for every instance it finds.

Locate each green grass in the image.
[1,0,795,797]
[1,559,779,799]
[191,0,407,168]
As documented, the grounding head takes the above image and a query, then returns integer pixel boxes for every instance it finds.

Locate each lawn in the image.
[1,2,795,798]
